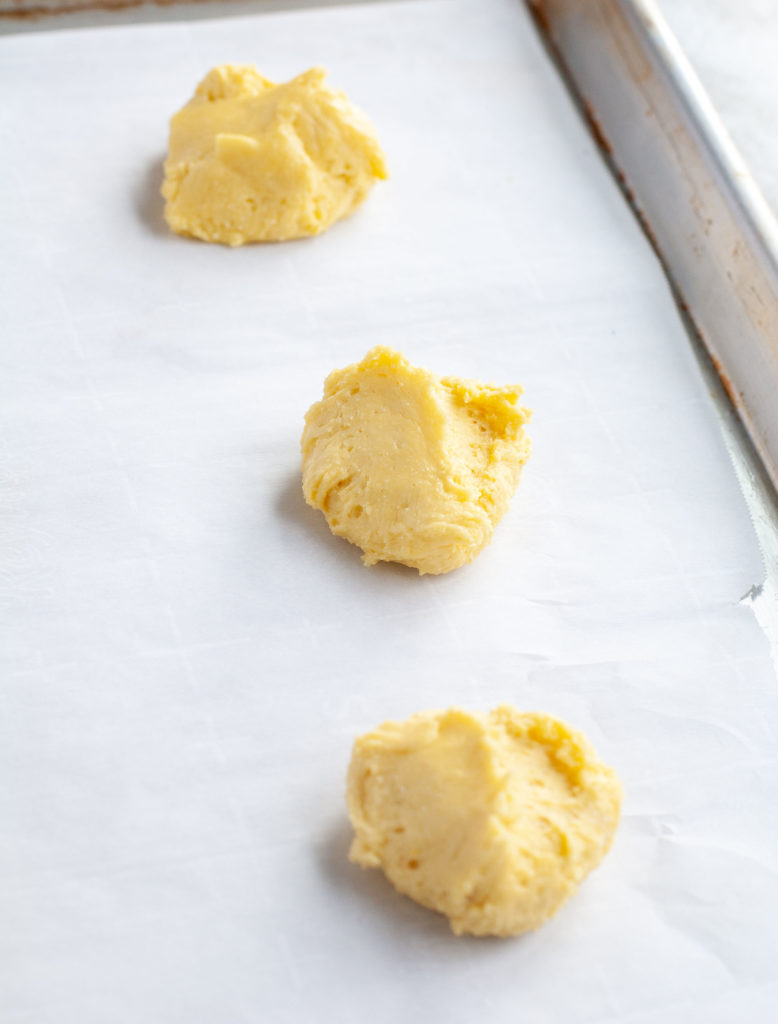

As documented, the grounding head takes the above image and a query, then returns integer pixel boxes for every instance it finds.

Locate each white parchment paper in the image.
[1,1,777,1021]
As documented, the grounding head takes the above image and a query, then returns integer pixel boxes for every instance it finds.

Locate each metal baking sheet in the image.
[529,0,778,496]
[528,0,778,687]
[1,1,777,1021]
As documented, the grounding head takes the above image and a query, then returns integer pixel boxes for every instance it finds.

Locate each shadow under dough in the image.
[318,818,453,938]
[317,819,513,948]
[275,471,425,581]
[135,156,169,238]
[275,471,357,558]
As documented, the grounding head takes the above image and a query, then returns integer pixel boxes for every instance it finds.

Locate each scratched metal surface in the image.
[529,0,778,490]
[528,0,778,668]
[0,0,386,29]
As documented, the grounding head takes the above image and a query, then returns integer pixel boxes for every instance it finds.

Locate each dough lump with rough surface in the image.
[347,706,622,937]
[162,65,387,245]
[301,347,531,575]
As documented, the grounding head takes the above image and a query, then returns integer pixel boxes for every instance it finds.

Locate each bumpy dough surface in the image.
[301,347,531,574]
[347,706,621,937]
[162,65,387,245]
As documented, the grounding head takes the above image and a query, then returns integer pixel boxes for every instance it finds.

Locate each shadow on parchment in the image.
[135,156,169,238]
[317,818,517,950]
[275,471,421,582]
[317,818,454,939]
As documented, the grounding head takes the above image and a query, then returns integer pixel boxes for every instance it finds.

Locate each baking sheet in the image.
[1,1,777,1021]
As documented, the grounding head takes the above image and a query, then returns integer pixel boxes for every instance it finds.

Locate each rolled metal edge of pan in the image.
[528,0,778,495]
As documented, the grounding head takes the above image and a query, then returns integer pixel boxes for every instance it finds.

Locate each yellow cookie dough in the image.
[162,65,387,245]
[301,347,531,575]
[347,706,622,937]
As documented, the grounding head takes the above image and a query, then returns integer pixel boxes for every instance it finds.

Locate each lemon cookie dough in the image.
[301,347,531,574]
[162,65,387,245]
[347,706,622,937]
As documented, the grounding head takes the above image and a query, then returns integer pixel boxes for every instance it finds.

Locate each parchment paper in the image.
[1,1,777,1021]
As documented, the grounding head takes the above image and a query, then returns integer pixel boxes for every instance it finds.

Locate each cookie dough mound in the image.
[162,65,388,245]
[301,347,531,574]
[347,706,622,937]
